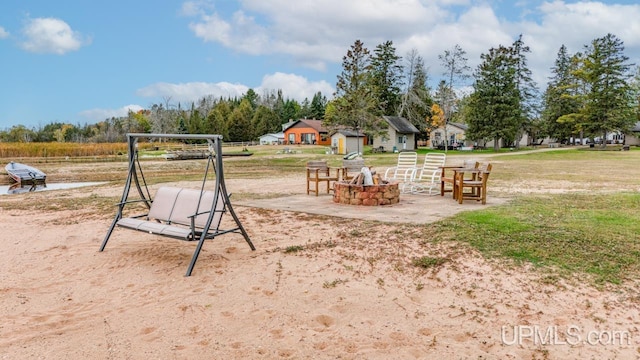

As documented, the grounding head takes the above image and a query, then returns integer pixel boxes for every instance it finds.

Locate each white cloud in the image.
[136,74,334,105]
[137,81,249,104]
[0,26,9,39]
[180,0,214,17]
[188,10,272,56]
[515,1,640,86]
[186,0,445,67]
[256,72,335,101]
[79,105,144,122]
[183,0,640,89]
[20,17,90,54]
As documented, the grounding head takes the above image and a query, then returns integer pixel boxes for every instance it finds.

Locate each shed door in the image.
[338,138,345,154]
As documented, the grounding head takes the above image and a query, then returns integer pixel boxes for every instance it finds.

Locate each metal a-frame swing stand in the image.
[100,133,255,276]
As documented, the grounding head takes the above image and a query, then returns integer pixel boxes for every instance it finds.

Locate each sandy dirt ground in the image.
[1,173,639,359]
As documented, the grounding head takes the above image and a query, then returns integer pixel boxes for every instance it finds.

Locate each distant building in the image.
[430,122,470,149]
[330,129,367,155]
[624,122,640,146]
[259,132,284,145]
[371,116,420,152]
[281,120,297,131]
[282,119,331,145]
[430,123,548,149]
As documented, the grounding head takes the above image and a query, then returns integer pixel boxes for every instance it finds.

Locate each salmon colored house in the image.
[282,119,331,146]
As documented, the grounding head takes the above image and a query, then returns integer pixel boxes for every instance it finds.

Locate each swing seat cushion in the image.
[117,186,224,240]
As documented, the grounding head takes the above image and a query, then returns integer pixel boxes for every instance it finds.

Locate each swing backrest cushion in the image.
[148,187,224,229]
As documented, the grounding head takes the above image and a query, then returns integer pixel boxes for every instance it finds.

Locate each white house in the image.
[372,116,420,152]
[259,132,284,145]
[430,122,471,148]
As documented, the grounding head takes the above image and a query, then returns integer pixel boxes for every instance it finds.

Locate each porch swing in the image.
[100,133,255,276]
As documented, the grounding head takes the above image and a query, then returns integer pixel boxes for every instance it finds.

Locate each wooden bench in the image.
[116,186,225,241]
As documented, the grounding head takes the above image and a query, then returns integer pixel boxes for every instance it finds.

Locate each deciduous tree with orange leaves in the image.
[429,103,449,151]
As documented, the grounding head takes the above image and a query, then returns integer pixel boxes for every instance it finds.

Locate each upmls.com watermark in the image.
[501,325,632,346]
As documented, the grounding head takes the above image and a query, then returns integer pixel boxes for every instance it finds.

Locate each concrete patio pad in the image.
[235,192,510,224]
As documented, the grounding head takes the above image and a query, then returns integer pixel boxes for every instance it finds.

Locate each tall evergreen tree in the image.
[541,45,583,142]
[282,99,301,122]
[369,40,404,116]
[206,104,229,140]
[324,39,385,149]
[186,104,205,136]
[273,90,287,123]
[243,89,259,110]
[310,92,327,119]
[631,65,640,122]
[467,45,520,150]
[510,35,539,147]
[577,33,635,146]
[298,98,312,119]
[252,105,280,137]
[227,99,254,141]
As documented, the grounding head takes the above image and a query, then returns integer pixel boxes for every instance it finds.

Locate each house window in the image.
[301,133,316,144]
[288,133,295,144]
[398,136,406,144]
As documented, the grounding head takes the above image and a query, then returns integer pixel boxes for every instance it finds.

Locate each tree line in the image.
[2,33,638,147]
[0,89,327,143]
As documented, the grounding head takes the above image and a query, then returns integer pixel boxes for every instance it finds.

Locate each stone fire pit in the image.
[333,180,400,206]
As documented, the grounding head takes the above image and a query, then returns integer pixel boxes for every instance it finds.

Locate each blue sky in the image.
[1,0,639,130]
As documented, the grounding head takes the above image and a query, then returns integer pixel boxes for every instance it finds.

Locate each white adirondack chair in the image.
[384,151,418,183]
[405,153,447,195]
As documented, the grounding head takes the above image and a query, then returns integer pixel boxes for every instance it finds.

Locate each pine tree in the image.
[310,92,327,119]
[206,104,229,140]
[282,99,301,122]
[510,35,539,147]
[467,45,520,150]
[324,39,385,144]
[298,98,312,119]
[252,105,280,136]
[631,65,640,122]
[227,99,254,141]
[578,33,635,146]
[243,89,259,110]
[542,45,583,142]
[186,104,205,137]
[369,40,404,116]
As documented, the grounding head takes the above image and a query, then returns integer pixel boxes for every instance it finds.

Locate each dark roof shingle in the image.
[383,116,420,134]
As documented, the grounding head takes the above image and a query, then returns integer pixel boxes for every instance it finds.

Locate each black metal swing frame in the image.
[99,133,255,276]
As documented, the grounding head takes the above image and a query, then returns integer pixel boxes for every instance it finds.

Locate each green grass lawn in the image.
[429,193,640,285]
